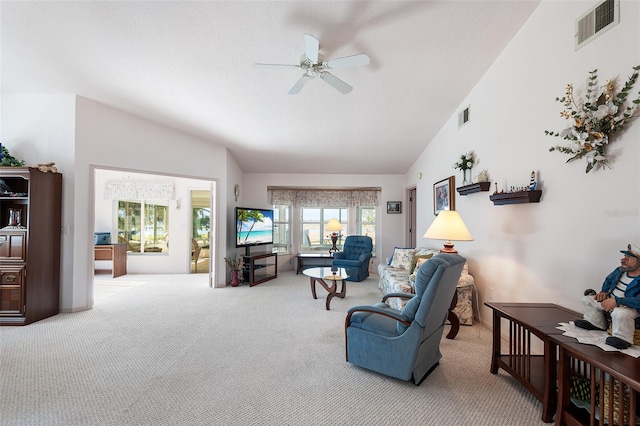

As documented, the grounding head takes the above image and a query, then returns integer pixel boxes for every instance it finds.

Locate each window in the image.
[192,207,210,241]
[300,207,347,253]
[273,205,290,254]
[117,200,169,253]
[268,187,380,256]
[357,206,376,256]
[267,205,379,255]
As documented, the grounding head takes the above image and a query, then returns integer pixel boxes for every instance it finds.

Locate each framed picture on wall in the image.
[433,176,455,215]
[386,201,402,214]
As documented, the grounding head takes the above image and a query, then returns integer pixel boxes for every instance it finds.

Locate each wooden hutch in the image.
[0,167,62,325]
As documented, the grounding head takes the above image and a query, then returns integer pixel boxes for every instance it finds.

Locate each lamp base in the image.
[439,241,458,254]
[328,233,339,255]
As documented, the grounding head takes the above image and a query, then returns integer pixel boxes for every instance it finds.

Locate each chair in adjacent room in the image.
[191,238,201,272]
[302,229,324,252]
[344,253,465,385]
[118,235,140,252]
[331,235,373,282]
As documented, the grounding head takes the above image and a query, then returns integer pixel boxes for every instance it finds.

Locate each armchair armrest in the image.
[333,252,346,260]
[358,252,372,262]
[345,305,411,329]
[381,292,415,303]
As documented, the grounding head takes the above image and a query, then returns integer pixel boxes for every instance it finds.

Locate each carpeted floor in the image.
[0,272,547,425]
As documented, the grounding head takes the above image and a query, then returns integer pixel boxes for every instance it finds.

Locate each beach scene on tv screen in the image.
[237,210,273,245]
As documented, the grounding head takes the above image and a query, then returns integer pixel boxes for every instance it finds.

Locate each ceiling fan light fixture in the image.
[256,33,369,95]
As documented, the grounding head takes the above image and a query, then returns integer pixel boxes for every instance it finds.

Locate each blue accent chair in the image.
[331,235,373,282]
[344,253,466,385]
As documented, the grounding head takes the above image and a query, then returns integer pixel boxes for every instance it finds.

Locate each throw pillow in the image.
[389,247,415,270]
[387,247,413,266]
[457,261,474,287]
[414,248,439,257]
[411,254,433,274]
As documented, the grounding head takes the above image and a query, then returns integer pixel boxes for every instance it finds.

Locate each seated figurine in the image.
[574,244,640,349]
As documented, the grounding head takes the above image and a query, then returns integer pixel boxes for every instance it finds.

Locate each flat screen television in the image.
[235,207,274,248]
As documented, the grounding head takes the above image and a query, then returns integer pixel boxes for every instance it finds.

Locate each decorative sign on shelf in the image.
[489,171,541,205]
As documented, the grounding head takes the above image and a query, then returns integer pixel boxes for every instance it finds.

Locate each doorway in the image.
[92,167,216,285]
[191,190,211,274]
[407,187,417,247]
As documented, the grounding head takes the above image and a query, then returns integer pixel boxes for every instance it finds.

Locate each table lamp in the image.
[423,210,473,253]
[326,218,342,254]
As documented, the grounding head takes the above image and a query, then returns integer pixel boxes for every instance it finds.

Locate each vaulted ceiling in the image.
[1,1,540,174]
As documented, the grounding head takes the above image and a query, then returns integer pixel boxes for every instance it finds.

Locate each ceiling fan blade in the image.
[255,63,300,70]
[320,72,353,94]
[303,33,319,64]
[288,75,310,95]
[325,53,370,70]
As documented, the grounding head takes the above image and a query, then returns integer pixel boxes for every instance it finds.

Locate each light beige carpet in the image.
[0,272,547,425]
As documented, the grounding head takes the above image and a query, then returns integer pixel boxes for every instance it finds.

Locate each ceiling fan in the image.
[255,33,370,95]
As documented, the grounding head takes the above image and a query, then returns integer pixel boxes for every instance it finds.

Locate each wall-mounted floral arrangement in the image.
[545,66,640,173]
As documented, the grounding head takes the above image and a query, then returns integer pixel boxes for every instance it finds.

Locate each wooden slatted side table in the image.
[485,302,580,423]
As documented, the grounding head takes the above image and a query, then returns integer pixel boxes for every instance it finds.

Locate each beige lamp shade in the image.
[423,210,473,253]
[326,219,342,232]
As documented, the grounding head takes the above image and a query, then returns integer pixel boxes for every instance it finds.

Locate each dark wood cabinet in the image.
[0,167,62,325]
[243,252,277,286]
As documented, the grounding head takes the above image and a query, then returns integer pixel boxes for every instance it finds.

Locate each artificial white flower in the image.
[453,151,475,171]
[593,103,618,120]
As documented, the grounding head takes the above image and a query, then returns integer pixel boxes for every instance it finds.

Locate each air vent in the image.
[575,0,619,50]
[458,105,470,128]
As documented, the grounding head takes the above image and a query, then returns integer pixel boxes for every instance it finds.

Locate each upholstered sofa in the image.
[377,247,474,325]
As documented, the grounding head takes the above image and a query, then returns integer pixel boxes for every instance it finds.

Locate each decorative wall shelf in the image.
[456,182,491,196]
[489,190,542,205]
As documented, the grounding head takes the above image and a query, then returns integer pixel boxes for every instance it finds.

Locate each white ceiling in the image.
[1,1,540,174]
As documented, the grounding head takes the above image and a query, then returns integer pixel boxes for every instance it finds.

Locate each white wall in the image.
[407,0,640,326]
[74,97,231,302]
[224,154,244,283]
[2,95,233,312]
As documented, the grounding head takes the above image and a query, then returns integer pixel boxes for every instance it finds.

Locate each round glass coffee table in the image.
[302,267,350,310]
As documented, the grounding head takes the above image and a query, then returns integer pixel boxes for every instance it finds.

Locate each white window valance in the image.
[269,187,380,207]
[104,181,175,200]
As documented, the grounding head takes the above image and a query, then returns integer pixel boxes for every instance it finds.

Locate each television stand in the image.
[243,251,277,286]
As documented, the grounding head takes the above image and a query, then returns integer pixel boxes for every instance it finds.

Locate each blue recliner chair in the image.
[344,253,465,384]
[331,235,373,282]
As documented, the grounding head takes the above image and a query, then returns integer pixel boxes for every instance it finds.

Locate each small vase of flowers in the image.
[453,151,475,185]
[224,253,243,287]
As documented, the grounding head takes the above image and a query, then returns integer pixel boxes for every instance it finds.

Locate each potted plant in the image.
[224,253,243,287]
[0,145,26,167]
